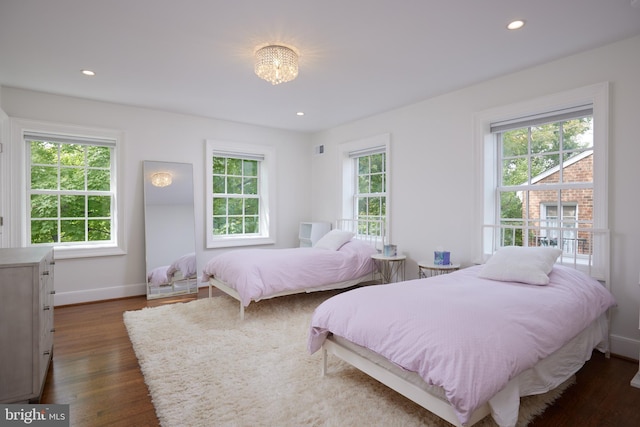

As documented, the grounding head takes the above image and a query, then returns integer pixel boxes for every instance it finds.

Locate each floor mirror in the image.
[143,161,198,299]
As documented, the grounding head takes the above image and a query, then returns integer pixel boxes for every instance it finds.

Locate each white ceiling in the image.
[143,161,194,206]
[1,0,639,133]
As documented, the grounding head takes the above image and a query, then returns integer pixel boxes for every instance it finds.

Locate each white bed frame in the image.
[208,218,385,319]
[320,225,610,427]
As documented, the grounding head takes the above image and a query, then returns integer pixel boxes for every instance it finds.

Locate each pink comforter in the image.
[308,265,616,425]
[202,239,377,306]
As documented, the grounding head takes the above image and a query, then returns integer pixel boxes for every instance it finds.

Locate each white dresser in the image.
[0,247,55,403]
[298,222,331,247]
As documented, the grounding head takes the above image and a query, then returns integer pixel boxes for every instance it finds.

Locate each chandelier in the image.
[151,172,172,188]
[254,45,299,85]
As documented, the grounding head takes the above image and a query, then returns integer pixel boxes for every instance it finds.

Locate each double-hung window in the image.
[205,140,276,248]
[27,133,115,245]
[13,119,124,258]
[493,106,594,254]
[339,133,390,239]
[353,149,386,235]
[475,83,609,275]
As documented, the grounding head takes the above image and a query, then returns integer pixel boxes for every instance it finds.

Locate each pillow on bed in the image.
[478,246,562,285]
[314,229,354,250]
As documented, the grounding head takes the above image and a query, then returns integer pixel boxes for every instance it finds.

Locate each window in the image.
[27,134,114,245]
[474,83,609,275]
[354,151,386,235]
[11,118,125,258]
[205,140,276,248]
[212,156,260,236]
[494,109,593,254]
[339,133,390,238]
[540,203,581,253]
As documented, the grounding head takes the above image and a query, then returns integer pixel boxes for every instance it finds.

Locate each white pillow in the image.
[478,246,562,285]
[314,229,354,251]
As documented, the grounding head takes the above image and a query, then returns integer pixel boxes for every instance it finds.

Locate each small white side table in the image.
[371,253,406,284]
[418,261,461,278]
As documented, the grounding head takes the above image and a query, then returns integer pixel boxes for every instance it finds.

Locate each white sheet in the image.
[308,265,616,425]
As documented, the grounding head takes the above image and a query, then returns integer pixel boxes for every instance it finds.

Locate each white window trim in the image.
[473,82,609,272]
[9,118,126,259]
[338,133,391,238]
[205,139,276,248]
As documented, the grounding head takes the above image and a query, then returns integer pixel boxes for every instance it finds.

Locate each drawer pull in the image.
[50,290,56,295]
[50,328,56,333]
[43,305,51,311]
[43,350,51,356]
[42,271,49,276]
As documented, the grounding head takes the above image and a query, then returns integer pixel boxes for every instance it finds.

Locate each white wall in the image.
[310,35,640,359]
[0,88,313,304]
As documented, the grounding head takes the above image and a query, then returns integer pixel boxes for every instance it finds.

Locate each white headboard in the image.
[336,218,385,251]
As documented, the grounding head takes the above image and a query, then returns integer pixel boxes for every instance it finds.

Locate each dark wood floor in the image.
[42,288,640,427]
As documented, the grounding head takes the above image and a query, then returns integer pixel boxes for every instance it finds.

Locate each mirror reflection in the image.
[143,161,198,299]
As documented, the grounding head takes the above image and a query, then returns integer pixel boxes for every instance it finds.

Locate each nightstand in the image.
[418,261,460,278]
[371,253,406,284]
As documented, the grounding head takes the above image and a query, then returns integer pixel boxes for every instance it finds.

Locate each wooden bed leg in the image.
[240,303,245,321]
[208,284,212,298]
[322,347,328,377]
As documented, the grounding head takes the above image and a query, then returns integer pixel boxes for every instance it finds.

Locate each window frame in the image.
[205,139,276,248]
[473,83,609,275]
[10,118,125,259]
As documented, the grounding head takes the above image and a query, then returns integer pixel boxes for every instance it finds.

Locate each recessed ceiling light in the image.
[81,69,96,76]
[296,112,305,116]
[507,20,525,30]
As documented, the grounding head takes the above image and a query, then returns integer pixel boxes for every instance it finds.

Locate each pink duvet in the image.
[202,239,377,306]
[308,265,616,425]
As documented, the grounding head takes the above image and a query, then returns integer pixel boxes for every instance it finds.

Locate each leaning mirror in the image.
[143,161,198,299]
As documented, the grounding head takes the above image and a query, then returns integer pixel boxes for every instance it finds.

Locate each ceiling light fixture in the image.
[81,69,96,76]
[254,45,299,85]
[507,20,525,30]
[151,172,172,188]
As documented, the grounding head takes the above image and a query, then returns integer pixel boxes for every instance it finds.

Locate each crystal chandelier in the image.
[254,45,298,85]
[151,172,172,188]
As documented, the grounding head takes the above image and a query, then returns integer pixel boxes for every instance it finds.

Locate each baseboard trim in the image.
[54,283,210,306]
[54,283,146,306]
[610,333,639,361]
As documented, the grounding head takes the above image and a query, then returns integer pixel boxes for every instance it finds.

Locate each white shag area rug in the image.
[124,292,574,427]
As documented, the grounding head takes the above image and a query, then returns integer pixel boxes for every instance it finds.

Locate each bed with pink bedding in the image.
[202,232,379,319]
[147,252,198,296]
[308,246,616,427]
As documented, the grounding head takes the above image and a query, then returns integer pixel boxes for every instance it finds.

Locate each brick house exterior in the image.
[525,151,593,253]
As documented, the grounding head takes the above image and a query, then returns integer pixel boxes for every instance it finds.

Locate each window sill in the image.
[37,244,126,260]
[206,236,275,249]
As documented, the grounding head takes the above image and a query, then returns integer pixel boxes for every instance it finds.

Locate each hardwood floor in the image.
[42,289,640,427]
